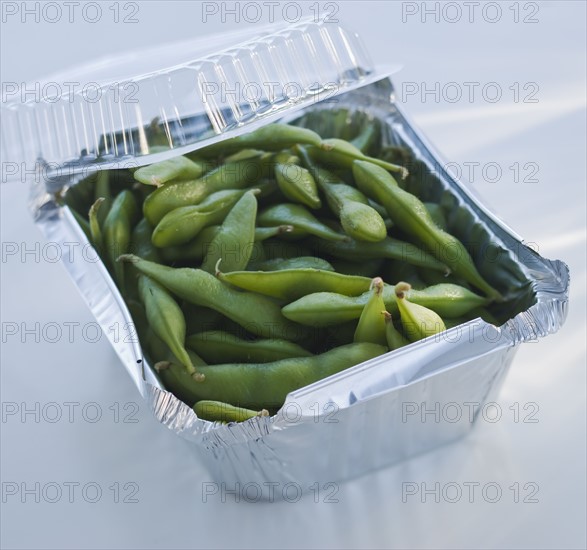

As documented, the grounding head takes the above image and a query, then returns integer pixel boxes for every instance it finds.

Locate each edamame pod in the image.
[187,331,312,363]
[152,189,248,247]
[103,190,138,288]
[160,226,219,263]
[354,278,387,346]
[138,275,201,380]
[297,146,387,242]
[424,202,448,231]
[154,349,208,406]
[311,236,448,273]
[143,156,267,225]
[349,120,380,154]
[94,169,112,226]
[152,343,386,409]
[353,161,502,300]
[134,156,206,186]
[383,311,409,350]
[201,189,258,273]
[258,203,347,242]
[217,268,372,301]
[309,138,408,179]
[193,400,269,422]
[275,162,321,209]
[282,283,489,327]
[118,255,307,341]
[253,256,334,272]
[131,218,161,263]
[196,124,324,157]
[88,198,105,255]
[161,225,292,264]
[395,282,446,341]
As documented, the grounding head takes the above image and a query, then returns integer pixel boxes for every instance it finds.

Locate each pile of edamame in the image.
[69,120,505,422]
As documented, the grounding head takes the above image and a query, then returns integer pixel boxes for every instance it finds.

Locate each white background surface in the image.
[1,2,586,548]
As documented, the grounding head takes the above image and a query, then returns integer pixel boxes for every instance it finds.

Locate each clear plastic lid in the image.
[1,18,398,177]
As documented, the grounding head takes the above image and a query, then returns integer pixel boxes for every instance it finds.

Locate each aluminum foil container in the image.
[22,23,568,499]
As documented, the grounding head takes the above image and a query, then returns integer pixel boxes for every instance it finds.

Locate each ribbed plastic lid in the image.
[1,18,398,178]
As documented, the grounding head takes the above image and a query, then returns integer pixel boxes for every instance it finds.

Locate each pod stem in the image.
[395,281,411,299]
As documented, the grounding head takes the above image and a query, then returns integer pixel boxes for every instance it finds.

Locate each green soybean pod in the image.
[353,161,502,301]
[258,203,347,242]
[134,156,206,186]
[103,190,138,288]
[217,268,372,301]
[423,202,448,231]
[152,189,247,247]
[309,138,408,179]
[275,161,321,210]
[143,156,267,225]
[395,282,446,341]
[94,169,112,226]
[194,400,269,422]
[88,198,105,255]
[154,350,208,406]
[252,256,334,272]
[310,236,448,273]
[201,189,259,273]
[152,343,386,409]
[131,218,161,263]
[182,303,224,335]
[383,311,409,350]
[354,278,387,346]
[118,255,307,341]
[195,123,324,157]
[296,146,387,242]
[138,275,201,380]
[328,258,385,278]
[187,331,312,363]
[282,283,489,327]
[349,120,380,154]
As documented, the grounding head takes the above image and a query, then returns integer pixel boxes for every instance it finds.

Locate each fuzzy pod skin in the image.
[352,161,502,301]
[395,282,447,342]
[143,156,268,225]
[152,189,248,247]
[282,283,490,327]
[119,255,308,341]
[153,343,387,409]
[310,236,448,273]
[252,256,334,272]
[309,138,408,178]
[275,162,321,210]
[186,331,312,363]
[201,190,258,273]
[354,278,388,346]
[258,203,347,242]
[93,169,112,226]
[154,349,208,406]
[195,124,324,157]
[160,225,220,263]
[138,275,199,379]
[193,400,269,423]
[134,156,206,186]
[383,311,410,350]
[103,190,138,289]
[131,218,161,263]
[160,225,292,264]
[218,268,372,301]
[297,146,387,242]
